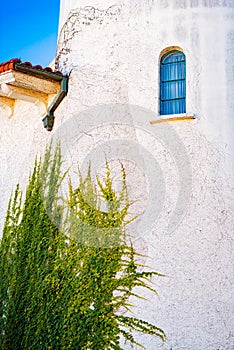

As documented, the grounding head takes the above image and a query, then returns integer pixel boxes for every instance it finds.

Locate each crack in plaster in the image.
[56,5,121,71]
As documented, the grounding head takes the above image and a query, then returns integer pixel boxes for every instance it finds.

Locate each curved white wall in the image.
[55,1,234,349]
[57,0,234,153]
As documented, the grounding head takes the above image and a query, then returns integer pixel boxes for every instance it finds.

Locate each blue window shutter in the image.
[160,50,186,115]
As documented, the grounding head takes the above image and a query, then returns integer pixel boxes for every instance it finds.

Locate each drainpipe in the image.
[42,77,68,131]
[14,63,68,131]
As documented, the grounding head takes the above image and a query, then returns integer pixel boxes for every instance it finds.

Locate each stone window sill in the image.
[150,113,197,125]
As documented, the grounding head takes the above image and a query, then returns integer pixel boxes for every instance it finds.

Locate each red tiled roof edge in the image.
[0,58,62,75]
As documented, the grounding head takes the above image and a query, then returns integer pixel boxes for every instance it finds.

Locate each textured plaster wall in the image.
[55,1,234,349]
[0,0,233,349]
[0,101,51,231]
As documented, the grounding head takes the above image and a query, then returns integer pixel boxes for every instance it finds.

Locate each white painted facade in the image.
[0,0,233,349]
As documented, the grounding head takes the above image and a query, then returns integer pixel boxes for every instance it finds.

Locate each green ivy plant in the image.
[0,144,165,350]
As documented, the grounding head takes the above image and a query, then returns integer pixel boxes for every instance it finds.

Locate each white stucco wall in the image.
[56,1,234,349]
[0,0,233,349]
[0,101,51,231]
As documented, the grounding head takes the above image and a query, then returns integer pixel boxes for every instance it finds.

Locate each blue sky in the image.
[0,0,60,67]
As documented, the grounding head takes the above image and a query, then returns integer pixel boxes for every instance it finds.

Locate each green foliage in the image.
[0,145,165,349]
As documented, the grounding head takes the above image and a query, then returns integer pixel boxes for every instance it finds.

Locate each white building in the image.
[0,0,233,349]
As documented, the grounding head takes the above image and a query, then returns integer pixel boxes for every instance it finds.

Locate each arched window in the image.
[160,50,186,115]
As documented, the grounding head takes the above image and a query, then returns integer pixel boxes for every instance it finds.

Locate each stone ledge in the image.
[0,70,62,118]
[150,113,197,125]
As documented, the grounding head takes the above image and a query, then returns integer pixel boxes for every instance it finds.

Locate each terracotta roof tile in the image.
[0,58,62,76]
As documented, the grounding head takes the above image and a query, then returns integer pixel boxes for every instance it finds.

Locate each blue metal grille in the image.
[160,50,186,115]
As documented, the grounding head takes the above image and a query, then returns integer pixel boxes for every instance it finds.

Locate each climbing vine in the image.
[0,144,165,349]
